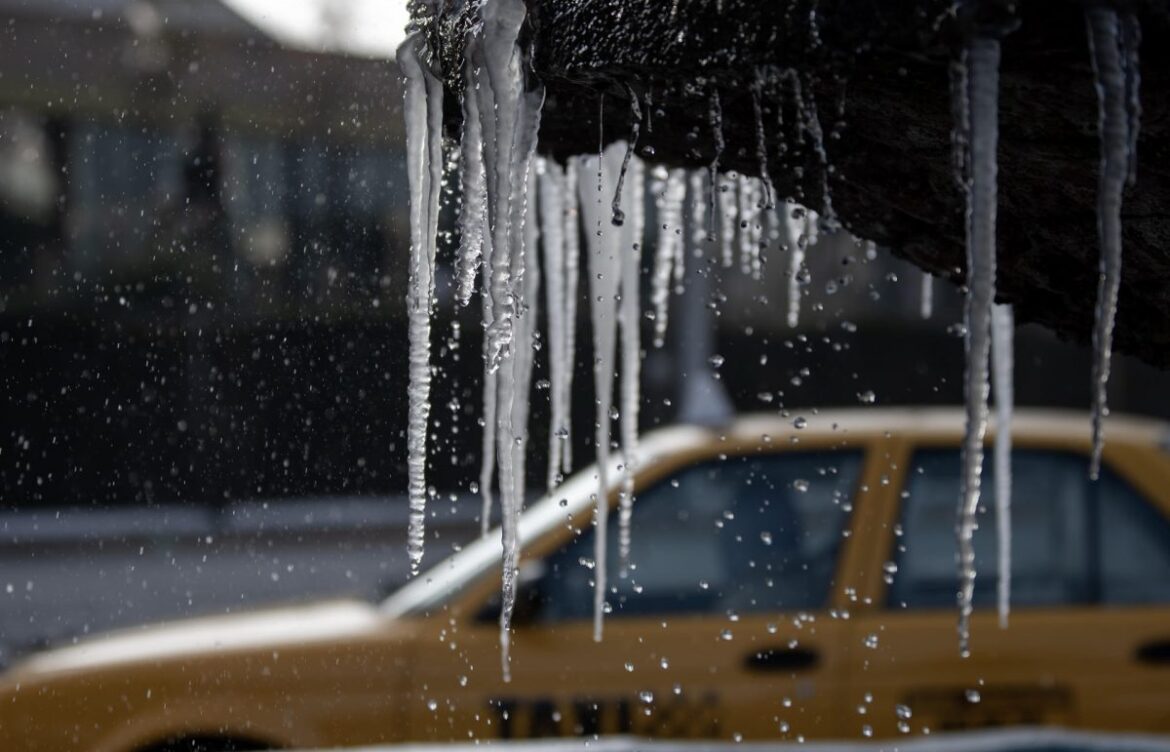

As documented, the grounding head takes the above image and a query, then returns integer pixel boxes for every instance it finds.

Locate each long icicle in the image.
[511,164,541,517]
[991,303,1014,629]
[719,172,737,268]
[617,156,644,577]
[539,159,568,490]
[920,270,934,320]
[479,0,526,374]
[579,143,626,641]
[1086,7,1134,481]
[561,159,581,474]
[956,37,1000,658]
[398,33,444,576]
[651,167,686,348]
[498,80,544,682]
[456,58,487,307]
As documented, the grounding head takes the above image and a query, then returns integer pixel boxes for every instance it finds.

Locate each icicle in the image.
[561,159,581,474]
[540,160,568,490]
[618,156,644,578]
[749,181,765,278]
[920,271,934,320]
[480,244,498,537]
[1086,7,1134,481]
[456,59,487,307]
[677,170,735,427]
[956,37,1000,658]
[737,177,763,278]
[751,71,776,210]
[785,203,807,329]
[511,165,541,512]
[651,167,686,348]
[991,303,1014,629]
[398,33,444,576]
[578,142,627,641]
[719,172,737,268]
[611,86,643,227]
[801,85,835,227]
[707,89,723,242]
[465,0,547,680]
[680,171,705,288]
[497,82,544,682]
[476,0,531,375]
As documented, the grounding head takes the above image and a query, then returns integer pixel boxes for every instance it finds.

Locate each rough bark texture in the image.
[427,0,1170,367]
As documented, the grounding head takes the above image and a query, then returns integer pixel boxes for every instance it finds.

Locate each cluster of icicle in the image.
[399,0,821,680]
[401,0,1144,670]
[951,6,1141,656]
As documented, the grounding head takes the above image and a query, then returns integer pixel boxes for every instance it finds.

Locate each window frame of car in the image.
[872,430,1170,614]
[416,431,893,629]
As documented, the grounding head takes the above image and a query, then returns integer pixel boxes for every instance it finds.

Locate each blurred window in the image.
[536,451,862,622]
[889,449,1170,609]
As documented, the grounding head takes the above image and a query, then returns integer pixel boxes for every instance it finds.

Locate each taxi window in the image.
[889,449,1170,609]
[536,450,862,622]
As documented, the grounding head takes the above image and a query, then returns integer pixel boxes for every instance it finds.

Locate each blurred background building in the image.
[2,0,1168,667]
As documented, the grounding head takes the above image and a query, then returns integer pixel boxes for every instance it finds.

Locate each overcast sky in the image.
[221,0,409,58]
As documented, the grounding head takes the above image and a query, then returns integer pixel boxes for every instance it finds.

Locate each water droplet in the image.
[759,531,773,545]
[857,390,876,404]
[639,690,654,703]
[966,689,982,704]
[793,416,808,429]
[863,633,879,649]
[793,479,810,493]
[426,699,438,712]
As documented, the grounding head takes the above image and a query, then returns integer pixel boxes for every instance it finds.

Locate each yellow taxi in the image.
[4,408,1170,751]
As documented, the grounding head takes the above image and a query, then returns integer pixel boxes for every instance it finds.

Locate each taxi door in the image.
[409,440,887,743]
[846,436,1170,738]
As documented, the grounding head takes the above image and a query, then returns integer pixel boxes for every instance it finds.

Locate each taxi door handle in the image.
[1136,640,1170,665]
[744,646,819,672]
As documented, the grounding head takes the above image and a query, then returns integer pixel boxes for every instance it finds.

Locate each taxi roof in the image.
[382,407,1169,618]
